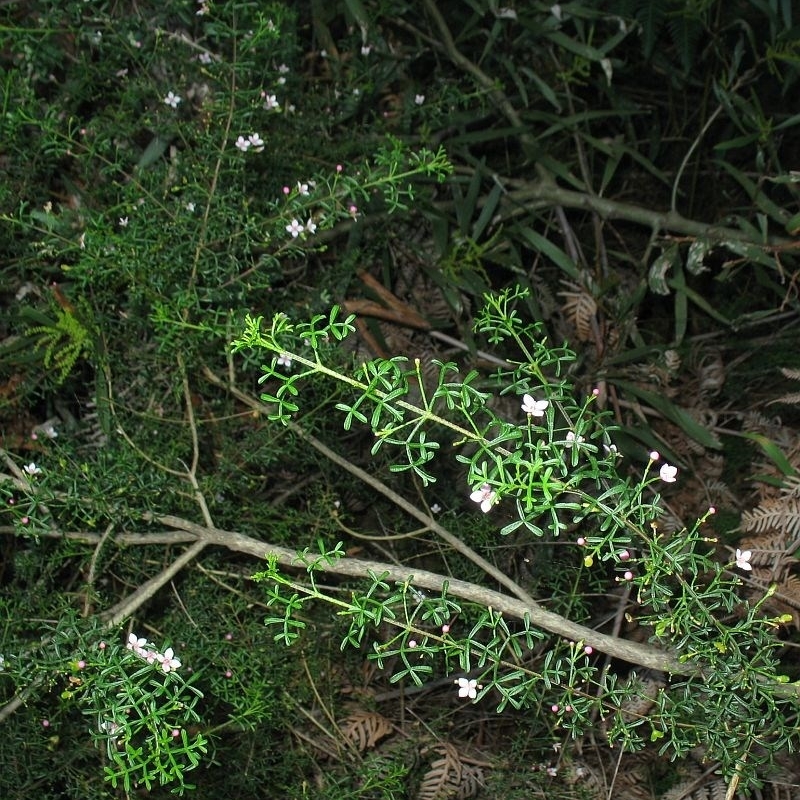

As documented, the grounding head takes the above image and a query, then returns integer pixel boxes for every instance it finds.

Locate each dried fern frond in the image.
[780,476,800,498]
[770,391,800,406]
[658,761,706,800]
[609,752,655,800]
[562,759,606,800]
[694,348,726,397]
[339,711,393,752]
[779,367,800,381]
[740,500,800,540]
[741,411,796,450]
[736,530,792,568]
[417,743,484,800]
[706,777,730,800]
[620,670,667,722]
[558,280,597,343]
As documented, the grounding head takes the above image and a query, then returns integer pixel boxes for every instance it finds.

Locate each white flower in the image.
[361,45,372,56]
[305,218,317,234]
[118,216,128,227]
[23,463,41,476]
[163,91,181,108]
[735,549,753,571]
[470,483,496,513]
[263,94,280,110]
[600,57,613,84]
[186,202,196,212]
[296,181,310,196]
[285,219,304,238]
[198,52,213,65]
[521,394,548,417]
[659,464,678,483]
[455,677,480,699]
[235,135,250,152]
[495,7,518,19]
[414,94,425,105]
[276,353,293,369]
[100,720,121,739]
[565,431,584,447]
[430,503,442,514]
[159,647,181,673]
[278,63,290,74]
[248,133,264,152]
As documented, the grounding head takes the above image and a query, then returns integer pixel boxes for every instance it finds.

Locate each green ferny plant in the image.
[27,302,94,384]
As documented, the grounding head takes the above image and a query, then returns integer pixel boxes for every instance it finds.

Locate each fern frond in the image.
[635,0,670,60]
[558,281,597,342]
[740,500,800,539]
[29,306,93,384]
[770,391,800,406]
[417,743,483,800]
[666,11,705,73]
[340,711,392,751]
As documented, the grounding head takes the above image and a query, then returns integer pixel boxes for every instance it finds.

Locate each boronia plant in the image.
[232,287,799,792]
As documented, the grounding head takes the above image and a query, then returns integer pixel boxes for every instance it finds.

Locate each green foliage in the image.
[26,304,94,384]
[239,291,800,788]
[2,0,800,797]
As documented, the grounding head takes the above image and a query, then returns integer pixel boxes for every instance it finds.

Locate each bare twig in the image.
[147,510,685,675]
[201,365,537,607]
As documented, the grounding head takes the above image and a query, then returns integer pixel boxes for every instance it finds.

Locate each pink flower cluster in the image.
[126,633,181,673]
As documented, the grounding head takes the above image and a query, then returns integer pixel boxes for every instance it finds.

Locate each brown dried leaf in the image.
[741,500,800,539]
[558,281,597,343]
[417,743,483,800]
[339,711,393,752]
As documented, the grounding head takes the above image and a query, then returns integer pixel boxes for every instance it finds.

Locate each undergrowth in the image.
[1,1,799,798]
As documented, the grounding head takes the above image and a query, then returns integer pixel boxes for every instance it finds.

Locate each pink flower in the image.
[285,219,304,237]
[735,549,752,571]
[159,648,181,673]
[470,483,497,513]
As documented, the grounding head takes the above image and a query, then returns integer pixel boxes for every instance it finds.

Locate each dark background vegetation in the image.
[1,0,799,797]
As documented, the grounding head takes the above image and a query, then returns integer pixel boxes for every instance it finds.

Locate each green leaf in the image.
[136,136,170,171]
[685,239,710,275]
[612,380,722,450]
[785,210,800,236]
[648,245,679,295]
[515,226,578,280]
[739,432,798,477]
